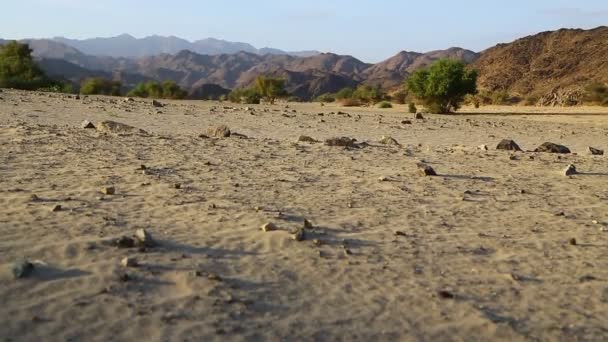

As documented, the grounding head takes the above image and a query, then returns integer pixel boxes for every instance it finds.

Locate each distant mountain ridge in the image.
[52,34,320,58]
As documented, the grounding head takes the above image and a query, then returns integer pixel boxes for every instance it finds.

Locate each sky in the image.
[2,0,607,62]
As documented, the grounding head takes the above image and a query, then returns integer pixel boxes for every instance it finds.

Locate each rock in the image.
[378,176,389,182]
[261,223,277,232]
[379,136,400,146]
[589,146,604,156]
[96,121,148,135]
[124,97,134,102]
[121,257,138,268]
[292,228,305,241]
[496,139,522,151]
[304,219,313,229]
[51,204,62,212]
[417,163,437,176]
[538,88,582,107]
[207,125,231,138]
[115,236,135,248]
[81,120,95,129]
[298,135,317,143]
[478,144,489,151]
[401,120,413,125]
[152,100,164,108]
[135,228,156,247]
[534,142,571,154]
[101,187,115,195]
[564,164,577,176]
[12,259,34,279]
[325,137,357,147]
[415,113,424,120]
[569,238,577,246]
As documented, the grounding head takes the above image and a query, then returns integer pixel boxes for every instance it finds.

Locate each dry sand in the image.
[1,89,608,341]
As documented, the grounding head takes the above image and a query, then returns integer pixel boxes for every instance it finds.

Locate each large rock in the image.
[207,125,231,138]
[379,136,401,146]
[534,142,571,154]
[496,139,522,151]
[96,121,148,135]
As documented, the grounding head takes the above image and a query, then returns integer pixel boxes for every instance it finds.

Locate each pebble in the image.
[261,223,277,232]
[135,228,156,247]
[292,228,305,241]
[12,259,34,279]
[101,187,115,195]
[564,164,577,176]
[51,204,62,212]
[121,257,138,267]
[417,163,437,176]
[304,219,314,229]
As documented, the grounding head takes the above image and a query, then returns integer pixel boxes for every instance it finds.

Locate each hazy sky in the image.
[2,0,607,62]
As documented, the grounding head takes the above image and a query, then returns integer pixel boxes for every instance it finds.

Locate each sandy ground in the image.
[1,89,608,341]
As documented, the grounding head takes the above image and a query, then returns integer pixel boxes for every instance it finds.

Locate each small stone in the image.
[343,248,352,256]
[298,135,317,143]
[12,259,34,279]
[496,139,522,151]
[394,231,407,237]
[152,100,164,108]
[207,273,222,281]
[207,125,231,138]
[569,238,577,246]
[438,290,455,299]
[415,113,424,120]
[125,97,135,102]
[417,163,437,176]
[261,223,277,232]
[325,137,357,147]
[292,228,305,241]
[378,176,389,182]
[534,142,571,154]
[30,194,39,201]
[304,219,314,229]
[401,120,413,125]
[174,183,182,189]
[121,257,138,267]
[379,136,400,146]
[139,165,147,170]
[101,187,115,195]
[135,228,156,247]
[81,120,95,129]
[51,204,62,212]
[564,164,577,176]
[589,146,604,156]
[478,144,488,151]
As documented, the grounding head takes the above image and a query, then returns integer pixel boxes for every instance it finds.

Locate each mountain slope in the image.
[52,34,320,58]
[473,26,608,95]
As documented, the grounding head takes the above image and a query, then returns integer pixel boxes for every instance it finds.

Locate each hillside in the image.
[473,26,608,96]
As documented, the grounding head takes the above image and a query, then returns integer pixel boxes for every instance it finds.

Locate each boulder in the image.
[534,142,571,154]
[496,139,522,151]
[589,146,604,156]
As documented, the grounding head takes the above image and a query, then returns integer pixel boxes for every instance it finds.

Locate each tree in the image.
[255,76,286,104]
[353,84,385,104]
[0,41,54,90]
[406,59,477,114]
[335,87,354,100]
[80,77,122,96]
[127,80,187,99]
[228,87,261,104]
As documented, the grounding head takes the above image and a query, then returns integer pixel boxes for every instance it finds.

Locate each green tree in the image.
[353,84,385,104]
[80,77,122,96]
[254,76,286,104]
[406,59,477,114]
[0,41,54,90]
[228,87,261,104]
[335,87,354,100]
[127,81,187,99]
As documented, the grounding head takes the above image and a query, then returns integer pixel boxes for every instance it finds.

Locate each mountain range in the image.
[2,27,608,101]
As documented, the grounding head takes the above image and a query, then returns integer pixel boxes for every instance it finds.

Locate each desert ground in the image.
[1,89,608,341]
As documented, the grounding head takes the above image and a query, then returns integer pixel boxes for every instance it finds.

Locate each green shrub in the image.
[228,87,261,104]
[353,84,385,104]
[127,80,187,99]
[408,102,417,113]
[377,101,392,108]
[0,41,56,90]
[255,76,287,104]
[392,90,408,104]
[314,93,335,103]
[335,87,354,100]
[81,77,122,96]
[523,95,539,106]
[406,59,477,114]
[583,83,608,105]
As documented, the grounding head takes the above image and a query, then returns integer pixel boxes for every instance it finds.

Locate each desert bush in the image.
[583,83,608,106]
[127,80,187,99]
[407,59,477,114]
[377,101,392,108]
[339,98,361,107]
[0,41,56,90]
[228,87,261,104]
[353,84,385,104]
[523,94,539,106]
[392,90,408,104]
[408,102,417,113]
[335,87,355,100]
[463,94,481,108]
[314,93,335,103]
[255,76,287,104]
[81,77,122,96]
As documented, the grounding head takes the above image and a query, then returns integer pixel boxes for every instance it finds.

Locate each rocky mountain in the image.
[473,26,608,96]
[52,34,320,58]
[362,47,479,88]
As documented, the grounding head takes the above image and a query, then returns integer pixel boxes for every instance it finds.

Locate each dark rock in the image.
[589,146,604,155]
[81,120,95,129]
[298,135,317,143]
[116,236,135,248]
[207,125,231,138]
[152,100,164,108]
[379,136,400,146]
[496,139,522,151]
[564,164,577,176]
[415,113,425,120]
[417,163,437,176]
[135,228,156,247]
[292,228,305,241]
[534,142,571,154]
[325,137,357,147]
[12,259,34,279]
